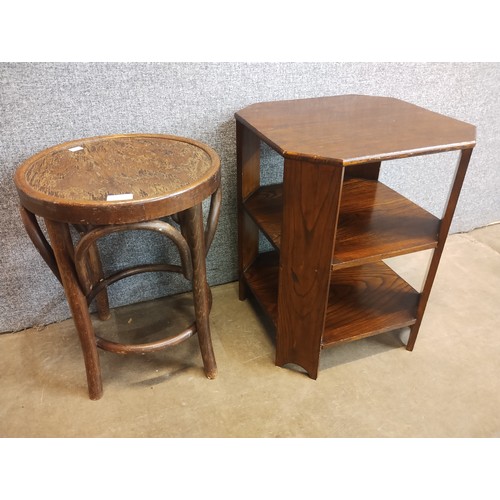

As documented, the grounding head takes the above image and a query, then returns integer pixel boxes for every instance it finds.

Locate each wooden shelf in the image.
[322,261,419,347]
[244,178,440,270]
[243,251,280,325]
[244,252,419,347]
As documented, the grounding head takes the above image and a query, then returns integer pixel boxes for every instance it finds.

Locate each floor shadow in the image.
[319,329,408,372]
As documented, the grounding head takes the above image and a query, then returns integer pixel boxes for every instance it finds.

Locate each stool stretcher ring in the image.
[20,186,221,356]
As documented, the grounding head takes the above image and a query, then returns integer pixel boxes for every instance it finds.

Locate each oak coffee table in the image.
[236,95,476,379]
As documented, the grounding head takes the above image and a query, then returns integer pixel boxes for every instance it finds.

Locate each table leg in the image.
[407,148,473,351]
[183,204,217,379]
[237,122,261,300]
[45,218,103,400]
[276,158,345,379]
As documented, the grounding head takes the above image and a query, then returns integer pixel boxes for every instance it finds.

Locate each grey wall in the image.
[1,62,499,333]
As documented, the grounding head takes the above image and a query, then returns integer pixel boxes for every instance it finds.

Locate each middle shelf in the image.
[244,177,441,270]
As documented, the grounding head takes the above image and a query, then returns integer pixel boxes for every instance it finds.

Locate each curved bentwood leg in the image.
[85,243,111,320]
[44,218,103,400]
[19,206,61,283]
[72,224,110,321]
[182,203,217,379]
[204,187,222,254]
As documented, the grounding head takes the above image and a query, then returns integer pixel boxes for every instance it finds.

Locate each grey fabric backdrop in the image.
[1,62,499,333]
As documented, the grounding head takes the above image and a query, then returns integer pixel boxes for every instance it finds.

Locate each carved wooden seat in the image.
[14,133,221,400]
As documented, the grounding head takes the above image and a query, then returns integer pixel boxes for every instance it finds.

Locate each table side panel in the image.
[276,159,344,377]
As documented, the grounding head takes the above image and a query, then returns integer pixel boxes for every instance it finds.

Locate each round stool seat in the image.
[14,133,221,400]
[15,133,220,225]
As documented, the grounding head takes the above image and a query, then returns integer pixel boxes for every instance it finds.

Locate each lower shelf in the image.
[244,252,419,348]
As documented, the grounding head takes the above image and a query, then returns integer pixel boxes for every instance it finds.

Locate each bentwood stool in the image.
[14,133,221,400]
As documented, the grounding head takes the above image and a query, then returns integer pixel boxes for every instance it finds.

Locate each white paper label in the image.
[106,193,134,201]
[68,146,84,152]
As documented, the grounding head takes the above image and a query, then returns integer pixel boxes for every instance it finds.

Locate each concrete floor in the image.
[1,224,500,437]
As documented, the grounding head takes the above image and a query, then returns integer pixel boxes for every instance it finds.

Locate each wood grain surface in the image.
[15,133,222,398]
[244,178,440,268]
[237,122,261,300]
[236,95,475,378]
[14,134,220,224]
[275,158,344,378]
[235,95,476,165]
[244,252,418,346]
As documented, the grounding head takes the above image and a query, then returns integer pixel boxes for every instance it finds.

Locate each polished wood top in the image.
[15,134,221,224]
[235,95,476,166]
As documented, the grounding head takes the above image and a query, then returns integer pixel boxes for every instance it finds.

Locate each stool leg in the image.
[45,218,103,400]
[73,224,110,321]
[183,204,217,379]
[19,206,61,283]
[86,243,111,321]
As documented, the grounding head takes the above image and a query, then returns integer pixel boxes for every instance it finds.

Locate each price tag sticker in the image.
[106,193,134,201]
